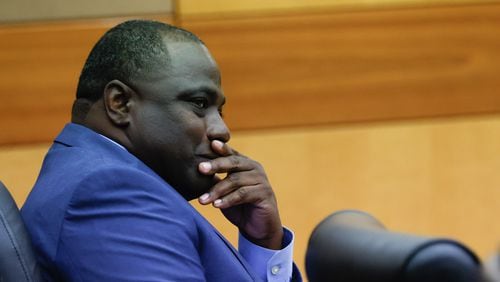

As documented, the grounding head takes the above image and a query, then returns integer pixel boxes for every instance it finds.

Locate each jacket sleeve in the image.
[55,166,205,282]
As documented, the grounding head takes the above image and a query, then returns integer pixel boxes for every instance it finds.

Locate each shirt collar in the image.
[98,134,127,151]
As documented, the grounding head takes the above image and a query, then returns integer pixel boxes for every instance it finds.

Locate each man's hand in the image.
[198,140,283,250]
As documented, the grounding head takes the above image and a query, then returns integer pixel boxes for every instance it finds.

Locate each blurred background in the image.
[1,0,500,277]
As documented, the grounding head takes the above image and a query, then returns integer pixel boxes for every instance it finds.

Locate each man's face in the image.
[126,41,229,200]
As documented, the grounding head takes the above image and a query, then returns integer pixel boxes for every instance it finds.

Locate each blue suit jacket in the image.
[21,123,264,281]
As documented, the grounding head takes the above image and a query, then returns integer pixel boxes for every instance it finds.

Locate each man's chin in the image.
[182,174,217,201]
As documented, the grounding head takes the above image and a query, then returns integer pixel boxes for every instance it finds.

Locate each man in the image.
[21,20,300,281]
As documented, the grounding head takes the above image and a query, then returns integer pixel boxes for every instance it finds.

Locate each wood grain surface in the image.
[0,16,172,145]
[180,3,500,133]
[1,4,500,145]
[177,0,498,16]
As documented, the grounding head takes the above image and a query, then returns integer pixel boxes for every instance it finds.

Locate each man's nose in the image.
[206,111,230,143]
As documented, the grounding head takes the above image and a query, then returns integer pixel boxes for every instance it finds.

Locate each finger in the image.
[214,184,271,209]
[199,155,259,175]
[199,170,261,204]
[211,140,231,156]
[211,140,242,157]
[198,170,260,204]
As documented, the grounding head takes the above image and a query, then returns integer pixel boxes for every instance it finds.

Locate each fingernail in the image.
[214,199,222,207]
[199,193,210,202]
[199,162,211,172]
[212,140,224,150]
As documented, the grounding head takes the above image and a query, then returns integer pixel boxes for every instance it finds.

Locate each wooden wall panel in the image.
[0,16,172,146]
[181,3,500,131]
[0,143,49,206]
[2,4,500,145]
[178,0,498,16]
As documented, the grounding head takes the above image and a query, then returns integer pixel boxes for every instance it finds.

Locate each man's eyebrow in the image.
[179,87,226,104]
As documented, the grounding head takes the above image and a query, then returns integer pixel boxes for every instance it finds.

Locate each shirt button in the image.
[271,265,280,275]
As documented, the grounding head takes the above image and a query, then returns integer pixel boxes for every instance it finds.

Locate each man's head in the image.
[73,20,230,200]
[74,20,203,117]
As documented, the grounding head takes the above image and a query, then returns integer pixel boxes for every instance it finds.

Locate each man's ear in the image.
[103,80,134,126]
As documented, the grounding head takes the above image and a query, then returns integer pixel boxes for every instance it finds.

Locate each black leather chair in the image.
[0,181,41,282]
[305,210,481,282]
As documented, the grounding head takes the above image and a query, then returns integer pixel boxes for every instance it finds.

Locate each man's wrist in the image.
[240,227,284,250]
[239,227,295,281]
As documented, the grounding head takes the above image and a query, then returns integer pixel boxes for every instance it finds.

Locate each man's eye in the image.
[191,98,208,109]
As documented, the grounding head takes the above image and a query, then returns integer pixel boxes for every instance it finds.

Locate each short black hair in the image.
[75,20,203,103]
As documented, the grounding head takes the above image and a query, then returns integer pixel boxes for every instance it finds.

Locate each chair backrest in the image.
[305,210,481,282]
[0,181,41,282]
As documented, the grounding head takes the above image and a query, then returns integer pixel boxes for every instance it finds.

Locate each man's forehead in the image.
[164,41,221,85]
[165,41,215,66]
[131,40,222,98]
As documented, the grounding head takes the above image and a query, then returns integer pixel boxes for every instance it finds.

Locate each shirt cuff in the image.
[239,227,294,282]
